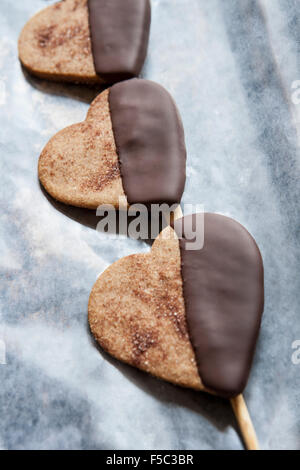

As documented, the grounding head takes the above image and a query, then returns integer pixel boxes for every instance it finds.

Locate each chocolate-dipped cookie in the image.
[88,214,264,399]
[38,79,186,209]
[19,0,151,84]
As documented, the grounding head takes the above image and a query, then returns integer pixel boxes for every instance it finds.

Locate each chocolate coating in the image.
[88,0,151,83]
[174,214,264,399]
[109,79,187,206]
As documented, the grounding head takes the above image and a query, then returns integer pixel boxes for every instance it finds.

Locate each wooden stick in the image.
[167,206,260,450]
[170,204,183,223]
[231,395,260,450]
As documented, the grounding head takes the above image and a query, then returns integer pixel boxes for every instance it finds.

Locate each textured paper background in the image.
[0,0,299,450]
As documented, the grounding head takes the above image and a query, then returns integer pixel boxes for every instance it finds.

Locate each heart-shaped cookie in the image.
[19,0,151,84]
[39,78,187,209]
[88,214,264,399]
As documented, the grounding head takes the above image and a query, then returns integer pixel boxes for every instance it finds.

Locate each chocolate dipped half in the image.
[38,78,187,209]
[173,213,264,398]
[88,213,264,399]
[18,0,151,85]
[88,0,151,83]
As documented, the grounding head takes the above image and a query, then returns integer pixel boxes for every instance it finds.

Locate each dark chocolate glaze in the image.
[174,214,264,399]
[109,79,186,206]
[88,0,151,83]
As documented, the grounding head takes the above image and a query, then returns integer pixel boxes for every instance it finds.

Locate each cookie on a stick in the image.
[19,0,151,84]
[88,212,264,449]
[38,78,186,210]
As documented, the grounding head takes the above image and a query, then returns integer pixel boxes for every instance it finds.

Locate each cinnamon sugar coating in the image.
[38,89,126,209]
[19,0,101,84]
[88,227,204,391]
